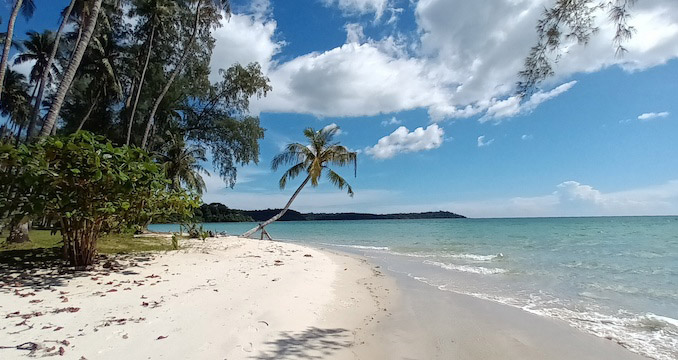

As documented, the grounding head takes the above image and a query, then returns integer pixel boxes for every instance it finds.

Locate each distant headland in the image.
[195,203,466,222]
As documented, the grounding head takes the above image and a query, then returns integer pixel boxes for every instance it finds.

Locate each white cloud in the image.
[211,1,678,122]
[381,116,401,126]
[521,134,533,140]
[477,135,494,147]
[638,111,669,121]
[322,123,343,135]
[365,124,444,159]
[481,81,577,122]
[322,0,392,20]
[209,13,281,82]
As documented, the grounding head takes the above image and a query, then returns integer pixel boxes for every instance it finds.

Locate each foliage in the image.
[272,126,357,195]
[518,0,637,95]
[156,129,209,194]
[0,131,197,265]
[171,233,179,250]
[195,202,254,222]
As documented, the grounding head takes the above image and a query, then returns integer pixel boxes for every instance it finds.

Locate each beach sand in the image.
[0,236,652,359]
[0,236,396,359]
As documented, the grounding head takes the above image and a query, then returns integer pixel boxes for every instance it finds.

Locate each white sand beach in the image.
[0,236,396,359]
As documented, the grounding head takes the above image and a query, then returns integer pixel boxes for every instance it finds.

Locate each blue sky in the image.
[4,0,678,217]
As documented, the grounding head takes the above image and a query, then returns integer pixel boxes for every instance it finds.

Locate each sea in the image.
[150,216,678,360]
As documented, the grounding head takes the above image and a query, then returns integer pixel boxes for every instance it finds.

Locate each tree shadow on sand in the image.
[252,327,353,360]
[0,247,156,293]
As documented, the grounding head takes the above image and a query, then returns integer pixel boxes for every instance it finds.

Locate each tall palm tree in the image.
[242,126,357,238]
[26,0,76,140]
[0,0,36,103]
[39,0,105,137]
[140,0,231,149]
[125,0,177,145]
[157,130,209,194]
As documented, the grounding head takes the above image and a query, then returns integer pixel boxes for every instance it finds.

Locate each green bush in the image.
[0,131,198,266]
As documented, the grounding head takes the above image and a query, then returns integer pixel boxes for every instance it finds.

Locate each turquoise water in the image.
[150,217,678,360]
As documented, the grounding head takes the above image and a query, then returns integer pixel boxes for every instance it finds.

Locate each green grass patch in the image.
[0,230,175,254]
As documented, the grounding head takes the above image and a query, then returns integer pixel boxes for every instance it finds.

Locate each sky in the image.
[4,0,678,217]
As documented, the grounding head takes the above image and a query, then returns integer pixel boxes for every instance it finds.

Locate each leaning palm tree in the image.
[157,130,210,195]
[0,0,36,103]
[242,126,357,238]
[39,0,105,137]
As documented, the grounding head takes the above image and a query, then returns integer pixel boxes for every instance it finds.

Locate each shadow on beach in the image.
[252,327,352,359]
[0,247,155,293]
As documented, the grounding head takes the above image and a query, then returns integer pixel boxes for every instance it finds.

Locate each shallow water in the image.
[150,216,678,360]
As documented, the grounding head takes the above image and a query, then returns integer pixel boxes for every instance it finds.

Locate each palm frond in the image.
[326,168,354,197]
[279,162,306,189]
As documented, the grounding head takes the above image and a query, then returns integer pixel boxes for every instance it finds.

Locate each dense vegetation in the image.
[0,0,269,265]
[189,204,465,222]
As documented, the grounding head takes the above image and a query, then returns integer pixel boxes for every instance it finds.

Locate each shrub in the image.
[0,132,198,266]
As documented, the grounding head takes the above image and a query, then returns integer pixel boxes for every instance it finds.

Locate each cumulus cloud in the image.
[381,116,401,126]
[365,124,444,159]
[521,134,533,140]
[211,0,678,121]
[638,111,670,121]
[477,135,494,147]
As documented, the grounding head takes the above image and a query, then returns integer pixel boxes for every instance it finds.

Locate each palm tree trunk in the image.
[26,0,75,140]
[141,0,203,149]
[16,80,39,144]
[126,24,155,146]
[68,17,84,66]
[0,0,24,103]
[39,0,104,138]
[76,96,97,132]
[7,218,30,244]
[242,175,311,238]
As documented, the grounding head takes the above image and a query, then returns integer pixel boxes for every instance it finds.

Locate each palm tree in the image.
[26,0,76,140]
[0,67,30,140]
[39,0,105,137]
[157,130,209,194]
[242,126,357,238]
[125,0,177,145]
[0,0,36,103]
[74,33,122,131]
[140,0,231,149]
[13,31,60,85]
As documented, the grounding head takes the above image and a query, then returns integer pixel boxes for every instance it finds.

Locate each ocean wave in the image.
[395,251,504,262]
[321,243,390,251]
[406,275,678,360]
[422,260,508,275]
